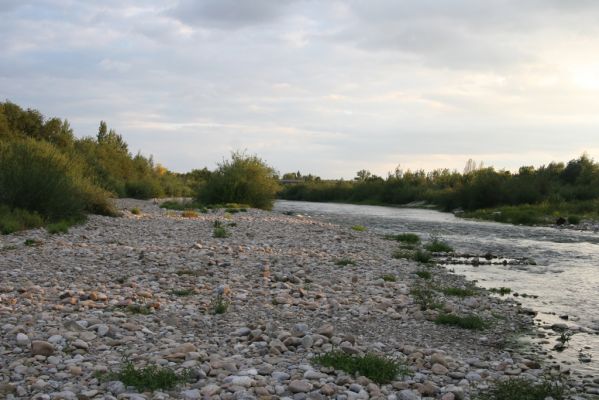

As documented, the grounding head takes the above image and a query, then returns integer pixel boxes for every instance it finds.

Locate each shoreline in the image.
[0,199,591,399]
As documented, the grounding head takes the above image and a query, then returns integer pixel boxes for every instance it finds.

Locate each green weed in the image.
[425,239,454,253]
[335,259,356,266]
[381,274,397,282]
[384,233,420,244]
[312,351,408,384]
[351,225,367,231]
[415,270,432,280]
[442,287,478,297]
[434,314,487,330]
[105,360,190,392]
[489,287,512,296]
[475,376,565,400]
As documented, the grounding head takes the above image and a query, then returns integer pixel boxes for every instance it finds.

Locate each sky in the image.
[2,0,599,179]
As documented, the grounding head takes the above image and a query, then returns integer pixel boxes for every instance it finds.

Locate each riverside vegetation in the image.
[278,156,599,226]
[0,102,279,235]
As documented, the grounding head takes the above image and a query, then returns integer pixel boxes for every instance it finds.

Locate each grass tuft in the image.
[312,351,408,384]
[489,287,512,295]
[105,361,190,392]
[130,207,141,215]
[415,270,432,280]
[411,284,442,310]
[170,289,194,297]
[434,313,487,330]
[46,220,71,234]
[351,225,367,231]
[335,258,356,266]
[24,238,43,247]
[425,239,454,253]
[384,233,420,244]
[381,274,397,282]
[211,294,230,314]
[442,287,478,297]
[181,210,199,218]
[475,377,565,400]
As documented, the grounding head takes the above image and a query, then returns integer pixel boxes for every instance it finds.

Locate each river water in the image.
[274,200,599,379]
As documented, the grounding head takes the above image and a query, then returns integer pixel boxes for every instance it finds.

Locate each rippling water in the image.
[274,200,599,378]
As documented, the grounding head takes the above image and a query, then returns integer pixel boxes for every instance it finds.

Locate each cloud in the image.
[168,0,298,29]
[1,0,599,178]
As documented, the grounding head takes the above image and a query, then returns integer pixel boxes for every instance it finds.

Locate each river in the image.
[274,200,599,380]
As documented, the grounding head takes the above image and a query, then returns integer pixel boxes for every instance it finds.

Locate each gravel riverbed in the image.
[0,199,594,399]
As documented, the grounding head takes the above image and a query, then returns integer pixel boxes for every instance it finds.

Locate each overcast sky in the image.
[2,0,599,178]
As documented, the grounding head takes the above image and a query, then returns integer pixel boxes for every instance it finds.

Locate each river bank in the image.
[0,199,593,399]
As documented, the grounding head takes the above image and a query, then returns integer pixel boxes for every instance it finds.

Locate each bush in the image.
[415,270,431,280]
[413,249,432,263]
[0,138,115,222]
[197,151,280,210]
[567,215,581,224]
[351,225,367,231]
[312,351,407,384]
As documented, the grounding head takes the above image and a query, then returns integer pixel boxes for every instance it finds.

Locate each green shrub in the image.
[24,239,42,246]
[411,284,442,310]
[385,233,420,244]
[567,215,581,225]
[130,207,141,215]
[0,206,44,234]
[434,313,487,330]
[197,151,280,210]
[211,294,230,314]
[392,249,415,259]
[312,351,407,384]
[0,138,115,221]
[351,225,367,231]
[425,239,454,253]
[475,377,565,400]
[170,289,194,297]
[213,226,229,238]
[442,287,477,297]
[489,287,512,295]
[413,249,432,263]
[46,220,72,234]
[181,210,199,218]
[415,270,432,280]
[105,361,190,392]
[381,274,396,282]
[335,258,356,266]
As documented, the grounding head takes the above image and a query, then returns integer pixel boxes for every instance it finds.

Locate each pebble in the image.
[0,199,585,399]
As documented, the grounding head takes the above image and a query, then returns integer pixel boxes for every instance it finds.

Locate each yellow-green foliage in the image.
[197,151,280,210]
[0,138,115,220]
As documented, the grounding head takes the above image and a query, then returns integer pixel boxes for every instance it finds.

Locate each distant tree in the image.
[355,169,372,181]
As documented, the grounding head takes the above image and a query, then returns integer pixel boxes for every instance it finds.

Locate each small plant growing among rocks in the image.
[425,239,454,253]
[335,258,356,266]
[442,287,478,297]
[312,350,408,384]
[181,210,198,218]
[411,284,442,310]
[474,376,565,400]
[170,289,194,297]
[104,360,190,392]
[125,304,153,315]
[381,274,396,282]
[130,207,141,215]
[384,233,420,244]
[434,313,487,330]
[211,293,230,314]
[489,287,512,295]
[212,221,229,238]
[415,270,432,280]
[413,249,432,263]
[24,239,42,246]
[351,225,367,231]
[47,220,70,234]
